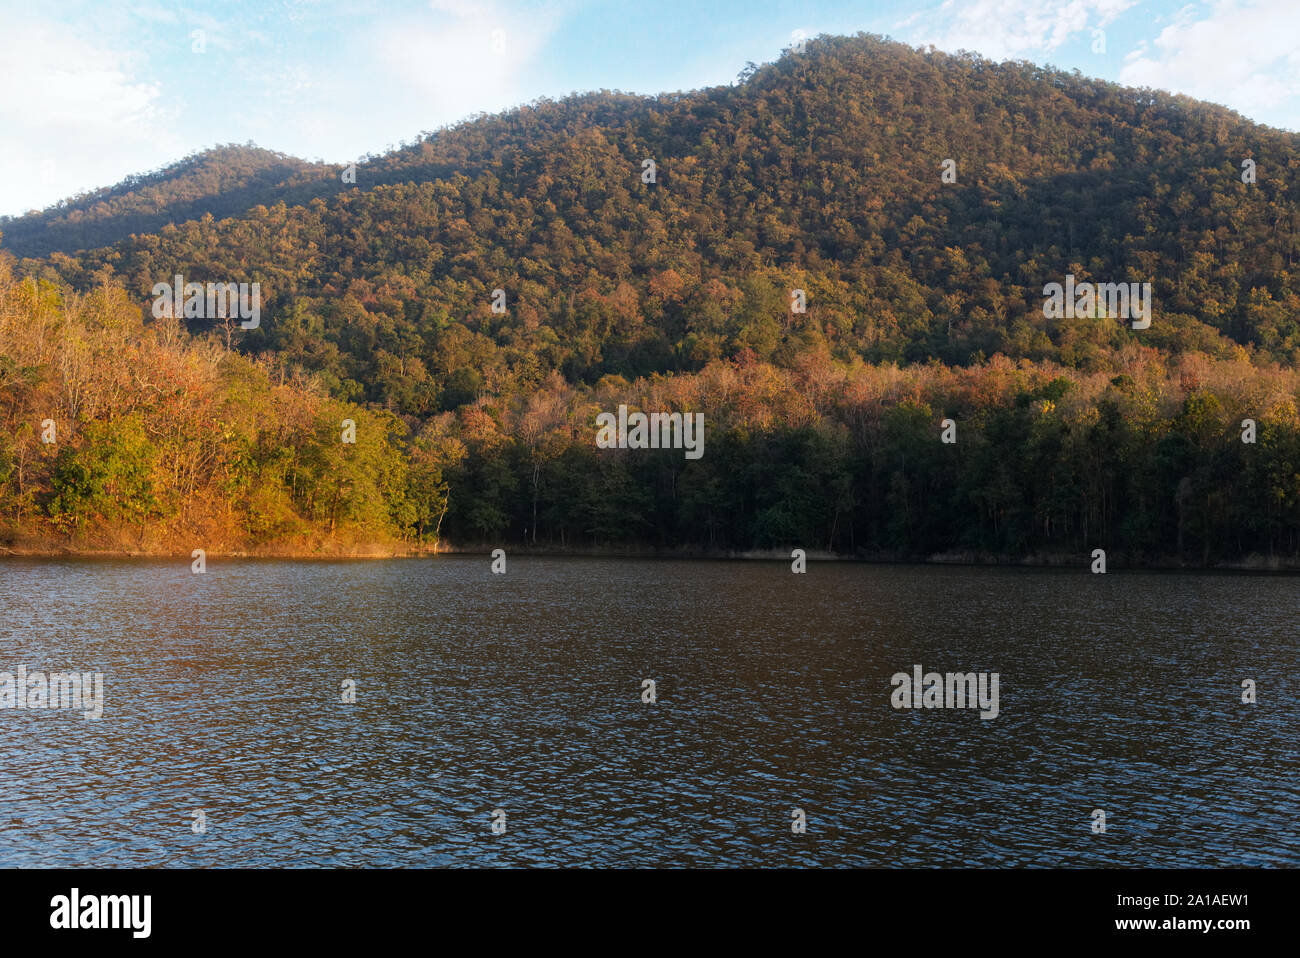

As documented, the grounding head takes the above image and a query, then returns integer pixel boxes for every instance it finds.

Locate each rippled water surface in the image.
[1,557,1296,867]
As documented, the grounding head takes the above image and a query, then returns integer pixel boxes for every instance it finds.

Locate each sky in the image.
[1,0,1298,218]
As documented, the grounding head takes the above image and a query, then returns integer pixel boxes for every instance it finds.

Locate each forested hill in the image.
[17,34,1300,390]
[0,93,674,260]
[5,33,1300,563]
[0,146,336,259]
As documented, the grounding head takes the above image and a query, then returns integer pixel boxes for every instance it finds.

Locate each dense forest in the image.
[3,34,1300,563]
[0,147,335,260]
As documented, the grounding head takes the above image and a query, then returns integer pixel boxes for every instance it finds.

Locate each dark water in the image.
[0,556,1296,867]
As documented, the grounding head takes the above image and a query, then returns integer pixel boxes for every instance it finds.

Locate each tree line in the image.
[6,258,1300,564]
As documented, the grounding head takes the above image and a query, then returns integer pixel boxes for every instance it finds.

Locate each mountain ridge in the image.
[4,33,1300,563]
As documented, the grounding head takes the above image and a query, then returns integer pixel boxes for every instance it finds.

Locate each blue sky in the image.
[1,0,1298,218]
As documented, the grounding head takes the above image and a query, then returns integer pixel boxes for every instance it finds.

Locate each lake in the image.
[1,556,1296,867]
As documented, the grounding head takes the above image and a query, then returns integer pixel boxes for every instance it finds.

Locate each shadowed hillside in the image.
[0,145,336,258]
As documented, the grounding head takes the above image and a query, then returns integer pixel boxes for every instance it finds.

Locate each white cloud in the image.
[0,21,177,217]
[1119,0,1300,130]
[0,1,576,218]
[367,0,565,121]
[232,0,572,167]
[912,0,1135,61]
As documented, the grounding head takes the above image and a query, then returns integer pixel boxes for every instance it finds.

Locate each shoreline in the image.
[5,541,1300,572]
